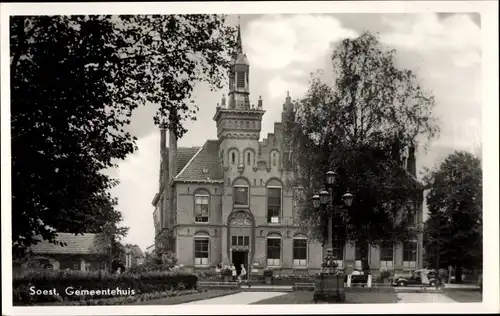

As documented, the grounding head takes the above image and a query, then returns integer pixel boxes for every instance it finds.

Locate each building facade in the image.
[152,25,424,277]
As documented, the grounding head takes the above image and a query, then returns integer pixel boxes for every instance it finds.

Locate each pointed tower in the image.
[213,16,265,171]
[228,19,251,110]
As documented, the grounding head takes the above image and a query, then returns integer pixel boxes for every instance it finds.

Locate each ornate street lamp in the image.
[325,171,336,186]
[311,171,354,270]
[312,194,320,209]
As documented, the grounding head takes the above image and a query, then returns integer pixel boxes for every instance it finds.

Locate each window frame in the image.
[194,233,210,267]
[293,235,308,267]
[233,185,250,207]
[266,235,282,267]
[332,240,344,268]
[402,240,418,269]
[194,193,210,223]
[266,186,282,224]
[380,243,394,269]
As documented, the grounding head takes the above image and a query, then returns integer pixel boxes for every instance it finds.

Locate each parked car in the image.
[391,269,438,287]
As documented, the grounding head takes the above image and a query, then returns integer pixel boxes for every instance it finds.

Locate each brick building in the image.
[152,24,424,277]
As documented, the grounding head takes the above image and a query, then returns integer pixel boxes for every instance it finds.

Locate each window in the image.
[332,240,344,268]
[355,244,363,269]
[247,152,252,165]
[195,194,209,223]
[231,236,250,247]
[267,187,282,223]
[231,152,236,164]
[267,235,281,266]
[194,233,209,266]
[403,241,417,269]
[234,186,249,206]
[380,243,394,269]
[407,209,417,226]
[293,236,307,266]
[245,121,249,128]
[236,71,245,88]
[271,152,277,167]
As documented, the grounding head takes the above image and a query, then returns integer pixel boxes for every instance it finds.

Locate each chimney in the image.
[406,145,416,176]
[160,127,167,155]
[168,129,178,184]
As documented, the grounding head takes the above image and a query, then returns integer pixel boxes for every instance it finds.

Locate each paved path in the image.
[396,292,456,303]
[180,292,289,305]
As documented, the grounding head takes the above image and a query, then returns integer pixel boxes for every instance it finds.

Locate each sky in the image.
[109,13,482,251]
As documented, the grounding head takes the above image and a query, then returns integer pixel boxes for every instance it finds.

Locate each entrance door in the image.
[232,251,248,275]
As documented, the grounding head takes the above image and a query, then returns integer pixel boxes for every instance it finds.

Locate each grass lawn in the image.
[443,290,482,303]
[252,289,398,304]
[131,289,241,305]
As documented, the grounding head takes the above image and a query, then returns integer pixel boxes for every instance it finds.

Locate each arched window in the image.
[194,232,210,266]
[270,151,280,167]
[266,234,281,266]
[233,178,250,206]
[293,235,308,266]
[231,152,236,165]
[267,179,282,224]
[247,152,251,165]
[194,189,210,223]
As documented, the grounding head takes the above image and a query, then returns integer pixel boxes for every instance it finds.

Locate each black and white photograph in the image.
[1,1,498,315]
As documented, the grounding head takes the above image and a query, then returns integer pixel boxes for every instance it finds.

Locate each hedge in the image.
[13,270,198,305]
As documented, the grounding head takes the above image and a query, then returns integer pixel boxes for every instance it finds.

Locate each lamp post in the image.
[312,171,354,261]
[312,171,354,303]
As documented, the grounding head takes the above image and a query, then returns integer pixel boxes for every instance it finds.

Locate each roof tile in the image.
[30,233,106,255]
[175,140,223,180]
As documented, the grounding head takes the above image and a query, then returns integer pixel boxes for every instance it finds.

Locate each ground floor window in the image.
[332,240,344,268]
[293,236,307,266]
[380,242,394,268]
[194,233,209,266]
[267,235,281,266]
[403,241,417,269]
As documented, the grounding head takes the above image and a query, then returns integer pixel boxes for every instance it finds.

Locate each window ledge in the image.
[194,264,211,268]
[267,222,282,225]
[293,266,308,270]
[194,222,210,224]
[266,265,282,269]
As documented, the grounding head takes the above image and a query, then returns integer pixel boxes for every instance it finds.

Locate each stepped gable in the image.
[174,140,223,181]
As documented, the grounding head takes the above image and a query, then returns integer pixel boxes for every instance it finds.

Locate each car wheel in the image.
[398,281,407,287]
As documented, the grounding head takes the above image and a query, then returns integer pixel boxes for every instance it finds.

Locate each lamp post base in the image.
[313,273,345,303]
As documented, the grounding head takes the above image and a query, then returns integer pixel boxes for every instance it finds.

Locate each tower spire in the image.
[236,15,243,54]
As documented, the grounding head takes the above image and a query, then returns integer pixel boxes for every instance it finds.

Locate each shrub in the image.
[13,269,198,305]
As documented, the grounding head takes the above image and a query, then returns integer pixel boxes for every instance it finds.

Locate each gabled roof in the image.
[174,140,223,181]
[167,147,200,177]
[29,233,106,255]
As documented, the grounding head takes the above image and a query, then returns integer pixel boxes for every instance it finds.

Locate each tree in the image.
[423,151,482,282]
[10,15,236,251]
[284,32,439,270]
[88,196,129,268]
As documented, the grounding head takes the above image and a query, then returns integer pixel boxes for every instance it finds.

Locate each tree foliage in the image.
[10,15,236,251]
[284,32,439,266]
[423,151,482,274]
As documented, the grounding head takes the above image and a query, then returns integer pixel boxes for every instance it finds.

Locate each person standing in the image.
[238,264,251,288]
[230,263,237,281]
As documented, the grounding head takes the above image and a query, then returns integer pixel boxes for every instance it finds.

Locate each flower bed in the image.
[13,270,198,306]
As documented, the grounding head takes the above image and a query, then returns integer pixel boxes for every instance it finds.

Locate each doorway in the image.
[232,251,248,275]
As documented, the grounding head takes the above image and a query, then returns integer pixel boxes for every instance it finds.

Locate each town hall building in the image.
[152,24,424,277]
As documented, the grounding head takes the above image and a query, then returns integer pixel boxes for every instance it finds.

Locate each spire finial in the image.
[236,15,243,53]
